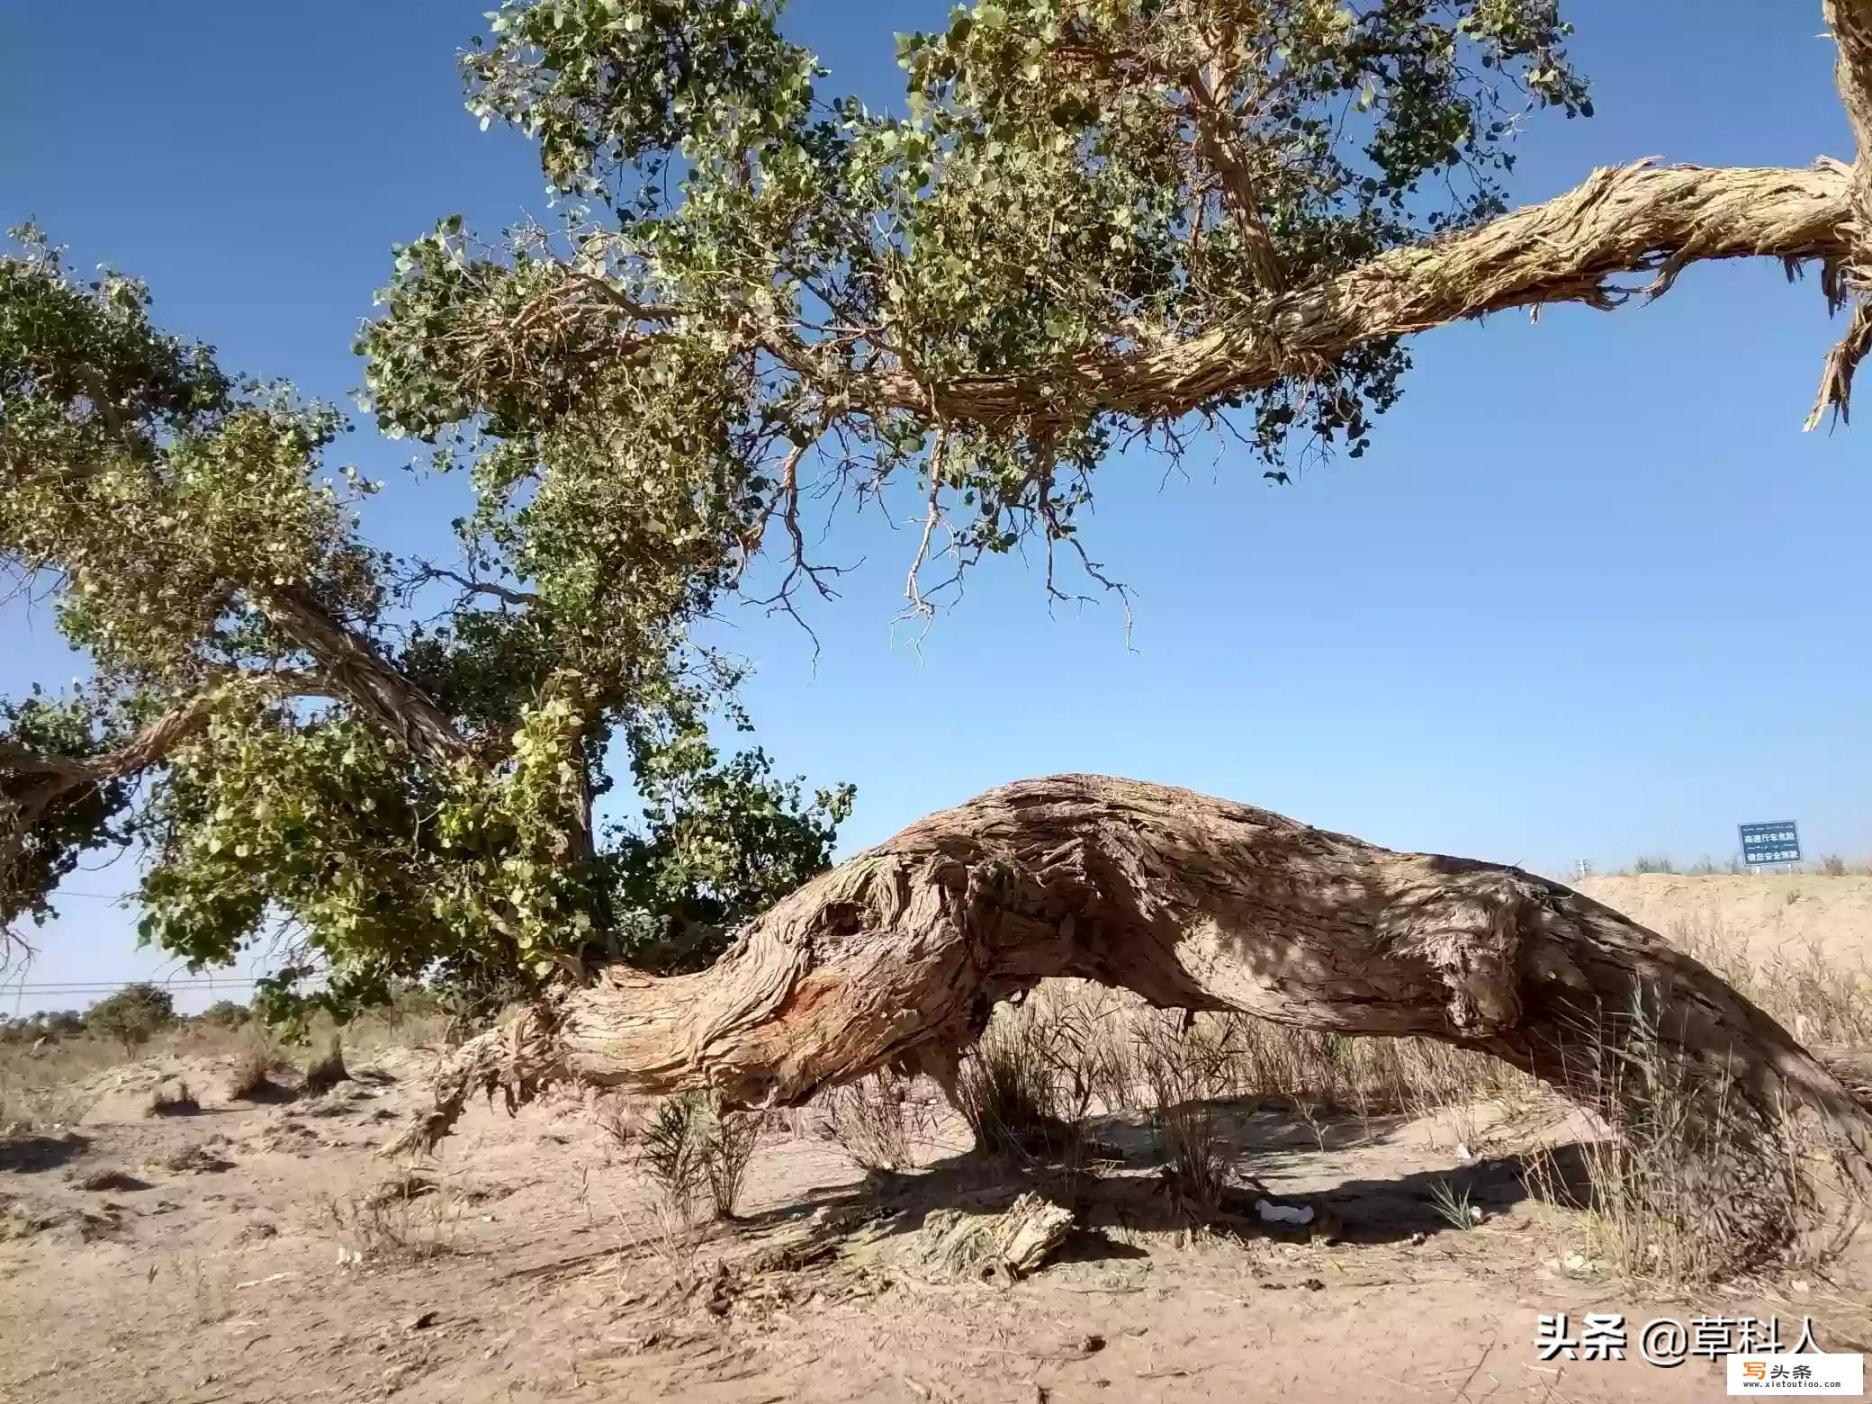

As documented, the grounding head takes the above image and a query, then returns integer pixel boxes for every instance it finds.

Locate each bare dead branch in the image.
[1814,2,1872,423]
[409,563,539,608]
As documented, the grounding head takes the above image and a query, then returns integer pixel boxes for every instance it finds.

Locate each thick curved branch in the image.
[871,161,1854,429]
[396,775,1870,1265]
[1181,65,1285,292]
[257,585,469,767]
[1,671,326,815]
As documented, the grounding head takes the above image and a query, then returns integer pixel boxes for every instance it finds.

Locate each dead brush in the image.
[222,1037,291,1101]
[1221,1018,1511,1122]
[300,1036,351,1097]
[321,1175,459,1264]
[824,1070,919,1172]
[593,1093,644,1153]
[0,1074,86,1137]
[955,1003,1074,1160]
[146,1078,198,1116]
[1670,915,1872,1048]
[1528,987,1805,1285]
[1135,1014,1248,1219]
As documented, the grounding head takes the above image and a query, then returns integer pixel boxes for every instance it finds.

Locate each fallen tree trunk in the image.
[393,774,1872,1265]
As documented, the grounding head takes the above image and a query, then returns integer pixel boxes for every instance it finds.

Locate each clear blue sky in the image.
[3,2,1868,1012]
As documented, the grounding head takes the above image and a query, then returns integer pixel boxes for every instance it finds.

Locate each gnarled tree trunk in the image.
[394,775,1872,1265]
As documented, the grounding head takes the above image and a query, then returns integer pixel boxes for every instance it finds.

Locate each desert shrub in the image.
[1629,855,1677,875]
[1428,1177,1482,1231]
[956,1009,1070,1159]
[704,1110,760,1219]
[322,1177,458,1264]
[638,1094,710,1224]
[224,1039,289,1101]
[635,1093,760,1222]
[147,1078,198,1116]
[197,1000,250,1030]
[301,1037,351,1096]
[1135,1016,1241,1217]
[825,1071,917,1172]
[1531,989,1784,1284]
[85,983,175,1052]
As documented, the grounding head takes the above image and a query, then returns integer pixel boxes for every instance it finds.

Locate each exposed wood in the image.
[902,1192,1075,1283]
[1814,1,1872,423]
[392,775,1872,1267]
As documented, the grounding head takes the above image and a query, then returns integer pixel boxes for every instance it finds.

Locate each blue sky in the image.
[3,2,1868,1012]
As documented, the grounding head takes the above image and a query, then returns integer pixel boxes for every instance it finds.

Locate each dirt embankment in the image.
[1576,873,1872,968]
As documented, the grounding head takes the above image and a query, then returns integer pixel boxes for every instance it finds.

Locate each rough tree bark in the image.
[869,162,1858,431]
[394,774,1872,1266]
[257,586,469,767]
[1814,0,1872,422]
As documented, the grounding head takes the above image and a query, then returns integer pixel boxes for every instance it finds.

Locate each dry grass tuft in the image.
[1135,1017,1242,1218]
[824,1071,919,1172]
[320,1175,460,1264]
[954,999,1089,1160]
[704,1109,760,1220]
[593,1093,643,1153]
[300,1038,351,1097]
[223,1038,291,1101]
[146,1078,198,1117]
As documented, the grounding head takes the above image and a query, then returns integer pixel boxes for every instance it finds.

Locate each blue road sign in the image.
[1739,821,1801,866]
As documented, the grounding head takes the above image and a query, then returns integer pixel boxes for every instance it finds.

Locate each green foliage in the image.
[6,1,1591,1020]
[1,227,376,687]
[604,717,854,970]
[3,224,849,1021]
[85,982,176,1051]
[197,999,251,1029]
[362,0,1589,616]
[0,689,135,929]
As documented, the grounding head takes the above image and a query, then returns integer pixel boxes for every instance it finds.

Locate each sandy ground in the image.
[1578,874,1872,968]
[2,1046,1868,1404]
[4,876,1872,1403]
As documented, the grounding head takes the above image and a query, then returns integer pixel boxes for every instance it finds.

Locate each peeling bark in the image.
[1814,1,1872,423]
[394,775,1872,1266]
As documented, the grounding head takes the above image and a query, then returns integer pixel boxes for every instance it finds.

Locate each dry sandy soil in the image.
[4,880,1872,1404]
[1578,874,1872,968]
